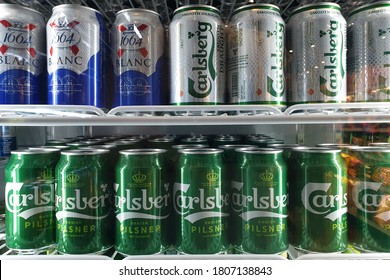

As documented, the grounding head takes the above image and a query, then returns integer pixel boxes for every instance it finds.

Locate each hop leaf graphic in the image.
[379,29,387,37]
[100,184,107,193]
[267,30,273,38]
[188,32,194,39]
[320,30,327,37]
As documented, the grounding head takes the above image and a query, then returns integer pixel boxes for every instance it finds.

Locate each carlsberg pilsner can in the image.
[287,3,347,104]
[289,147,348,253]
[232,148,288,254]
[227,4,286,107]
[56,149,113,254]
[5,148,59,252]
[170,5,225,105]
[115,149,170,255]
[174,148,229,254]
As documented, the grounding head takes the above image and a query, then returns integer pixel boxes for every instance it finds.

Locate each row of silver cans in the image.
[347,1,390,102]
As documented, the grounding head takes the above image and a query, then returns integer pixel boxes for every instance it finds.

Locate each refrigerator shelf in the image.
[0,103,387,126]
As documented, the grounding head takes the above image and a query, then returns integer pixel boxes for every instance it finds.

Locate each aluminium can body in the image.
[287,3,347,104]
[288,147,348,253]
[0,4,46,104]
[347,2,390,102]
[174,148,229,254]
[112,9,166,106]
[5,149,59,252]
[347,148,390,252]
[47,4,107,109]
[115,149,170,255]
[227,5,286,107]
[232,148,288,254]
[169,5,225,105]
[56,149,113,254]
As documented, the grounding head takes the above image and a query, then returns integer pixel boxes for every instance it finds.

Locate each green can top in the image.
[119,149,167,155]
[348,147,390,153]
[148,138,175,143]
[289,2,341,18]
[178,148,223,154]
[236,147,283,154]
[61,149,109,156]
[11,148,60,155]
[172,144,209,150]
[292,147,341,153]
[218,144,256,150]
[79,144,117,150]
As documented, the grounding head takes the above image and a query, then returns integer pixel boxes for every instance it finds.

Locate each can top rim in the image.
[289,2,341,18]
[316,143,357,148]
[292,147,341,153]
[232,4,280,17]
[172,144,209,149]
[148,138,174,143]
[78,144,117,150]
[369,142,390,146]
[53,4,101,15]
[348,146,390,152]
[267,144,305,148]
[236,147,283,154]
[116,8,160,17]
[349,1,390,17]
[12,148,60,155]
[178,148,223,154]
[120,148,167,155]
[173,4,220,17]
[218,144,256,150]
[109,140,140,145]
[61,149,109,155]
[0,3,45,18]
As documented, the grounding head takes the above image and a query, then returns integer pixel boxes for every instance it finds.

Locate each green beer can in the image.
[56,149,113,254]
[289,147,348,253]
[232,148,288,254]
[5,148,60,252]
[115,149,170,255]
[347,147,390,252]
[174,148,229,254]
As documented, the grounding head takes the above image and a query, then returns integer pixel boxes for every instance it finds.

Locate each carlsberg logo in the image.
[231,181,288,221]
[352,181,390,222]
[319,20,345,97]
[302,183,347,221]
[6,183,55,219]
[188,22,216,99]
[173,182,229,223]
[267,22,284,98]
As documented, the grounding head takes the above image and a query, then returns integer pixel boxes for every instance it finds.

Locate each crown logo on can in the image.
[260,170,273,182]
[40,169,53,180]
[66,173,80,184]
[132,171,147,184]
[206,170,219,183]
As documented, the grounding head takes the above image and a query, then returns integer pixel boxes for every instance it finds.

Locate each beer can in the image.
[289,147,348,253]
[347,1,390,102]
[211,135,242,147]
[287,3,347,104]
[56,149,113,254]
[174,148,229,254]
[347,147,390,252]
[169,5,226,105]
[147,137,176,150]
[5,148,59,252]
[115,149,170,255]
[0,4,46,104]
[227,4,286,107]
[47,4,108,109]
[232,148,288,254]
[111,9,166,106]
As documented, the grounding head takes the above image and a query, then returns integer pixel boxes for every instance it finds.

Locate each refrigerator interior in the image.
[0,0,388,260]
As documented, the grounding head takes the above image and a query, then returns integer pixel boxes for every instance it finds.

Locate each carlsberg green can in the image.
[232,148,288,254]
[56,149,113,254]
[5,148,60,252]
[289,147,348,253]
[174,148,229,254]
[115,149,170,255]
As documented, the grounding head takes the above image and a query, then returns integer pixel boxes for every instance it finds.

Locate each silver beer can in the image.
[347,1,390,102]
[227,4,286,108]
[169,5,225,105]
[287,3,347,104]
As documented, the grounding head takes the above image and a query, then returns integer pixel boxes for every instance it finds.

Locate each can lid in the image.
[349,1,390,18]
[116,8,160,18]
[148,138,175,143]
[61,149,109,156]
[173,4,220,17]
[79,144,117,150]
[348,146,390,152]
[52,4,102,16]
[218,144,257,150]
[172,144,209,150]
[232,4,280,17]
[316,143,357,149]
[30,146,69,151]
[178,148,223,154]
[267,144,305,149]
[120,148,167,155]
[292,147,341,153]
[11,148,60,155]
[109,140,140,146]
[289,2,341,18]
[235,147,283,154]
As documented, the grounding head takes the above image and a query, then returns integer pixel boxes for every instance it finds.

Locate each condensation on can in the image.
[347,1,390,102]
[0,4,46,104]
[287,3,347,105]
[169,5,226,105]
[111,9,166,106]
[227,4,286,108]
